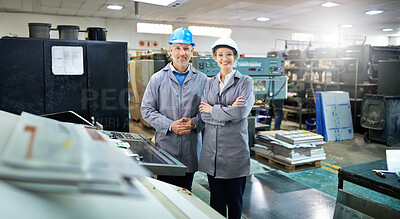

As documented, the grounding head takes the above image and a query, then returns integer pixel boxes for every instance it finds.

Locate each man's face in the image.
[170,43,194,67]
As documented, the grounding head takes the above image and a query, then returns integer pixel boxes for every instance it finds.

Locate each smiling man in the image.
[141,27,207,191]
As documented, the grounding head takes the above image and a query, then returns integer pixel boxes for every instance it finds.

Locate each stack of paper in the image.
[0,110,149,194]
[257,130,326,165]
[275,130,324,144]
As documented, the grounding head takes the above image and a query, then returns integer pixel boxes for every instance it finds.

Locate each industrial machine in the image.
[371,46,400,79]
[361,60,400,146]
[236,57,285,76]
[236,57,287,100]
[0,110,222,219]
[361,95,400,146]
[0,37,129,132]
[191,56,220,76]
[39,110,186,175]
[101,131,187,176]
[378,60,400,96]
[266,50,287,58]
[343,45,372,84]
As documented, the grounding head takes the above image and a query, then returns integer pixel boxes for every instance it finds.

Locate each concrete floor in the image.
[129,119,400,218]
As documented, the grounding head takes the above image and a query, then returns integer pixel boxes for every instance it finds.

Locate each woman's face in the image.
[213,47,236,71]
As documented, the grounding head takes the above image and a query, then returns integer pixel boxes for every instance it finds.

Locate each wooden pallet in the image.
[255,152,321,173]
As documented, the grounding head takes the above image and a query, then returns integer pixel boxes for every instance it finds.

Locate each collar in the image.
[170,62,190,74]
[212,70,243,94]
[217,70,235,84]
[166,62,195,85]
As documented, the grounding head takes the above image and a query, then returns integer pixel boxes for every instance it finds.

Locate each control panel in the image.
[192,56,220,77]
[101,131,187,176]
[235,57,285,76]
[253,76,288,100]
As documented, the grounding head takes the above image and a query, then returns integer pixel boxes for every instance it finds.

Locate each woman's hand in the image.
[232,96,244,106]
[199,101,212,114]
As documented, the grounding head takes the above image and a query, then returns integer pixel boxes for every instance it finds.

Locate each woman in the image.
[199,37,255,219]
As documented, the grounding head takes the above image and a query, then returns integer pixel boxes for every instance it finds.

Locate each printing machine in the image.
[0,110,223,218]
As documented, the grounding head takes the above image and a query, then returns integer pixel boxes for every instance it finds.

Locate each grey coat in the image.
[199,70,255,179]
[141,63,208,173]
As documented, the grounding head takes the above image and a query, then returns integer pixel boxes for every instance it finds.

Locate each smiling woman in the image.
[199,37,255,219]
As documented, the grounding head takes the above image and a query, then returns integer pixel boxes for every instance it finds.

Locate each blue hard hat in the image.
[169,27,195,46]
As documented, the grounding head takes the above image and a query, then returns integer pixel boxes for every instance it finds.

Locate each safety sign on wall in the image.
[138,40,159,48]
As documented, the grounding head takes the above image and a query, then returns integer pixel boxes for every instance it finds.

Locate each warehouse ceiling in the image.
[0,0,399,36]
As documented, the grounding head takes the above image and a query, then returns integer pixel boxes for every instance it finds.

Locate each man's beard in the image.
[173,55,190,67]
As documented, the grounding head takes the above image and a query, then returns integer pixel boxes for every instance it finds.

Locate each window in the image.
[292,32,314,41]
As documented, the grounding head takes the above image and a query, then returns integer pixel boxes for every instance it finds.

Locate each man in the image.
[141,27,207,191]
[265,99,283,130]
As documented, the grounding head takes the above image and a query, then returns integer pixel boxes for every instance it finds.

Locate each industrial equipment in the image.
[378,60,400,96]
[371,46,400,79]
[312,48,340,59]
[361,94,400,146]
[343,45,371,83]
[0,110,222,219]
[236,57,285,76]
[191,56,220,76]
[253,76,287,100]
[236,57,287,100]
[266,50,286,58]
[0,37,129,132]
[101,131,187,176]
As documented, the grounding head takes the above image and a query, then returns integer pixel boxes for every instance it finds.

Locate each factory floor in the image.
[129,120,400,218]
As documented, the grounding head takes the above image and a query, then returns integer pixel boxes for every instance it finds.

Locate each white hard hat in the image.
[211,37,239,57]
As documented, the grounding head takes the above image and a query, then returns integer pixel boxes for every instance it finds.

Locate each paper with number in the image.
[0,111,149,194]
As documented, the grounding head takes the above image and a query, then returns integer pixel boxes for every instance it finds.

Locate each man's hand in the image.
[232,96,244,106]
[199,101,212,114]
[171,118,195,135]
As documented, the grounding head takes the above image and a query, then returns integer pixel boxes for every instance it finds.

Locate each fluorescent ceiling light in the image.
[188,26,232,37]
[341,24,353,28]
[256,17,270,22]
[133,0,176,6]
[137,23,173,34]
[107,5,123,10]
[365,10,383,15]
[321,2,339,7]
[382,28,394,32]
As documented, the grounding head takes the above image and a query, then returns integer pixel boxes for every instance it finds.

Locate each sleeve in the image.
[200,79,226,126]
[210,76,255,122]
[141,75,174,135]
[191,110,204,133]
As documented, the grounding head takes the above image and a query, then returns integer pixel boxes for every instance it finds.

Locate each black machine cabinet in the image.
[343,45,371,84]
[378,60,400,96]
[0,38,45,115]
[372,46,400,79]
[44,40,89,118]
[0,37,128,132]
[361,94,400,146]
